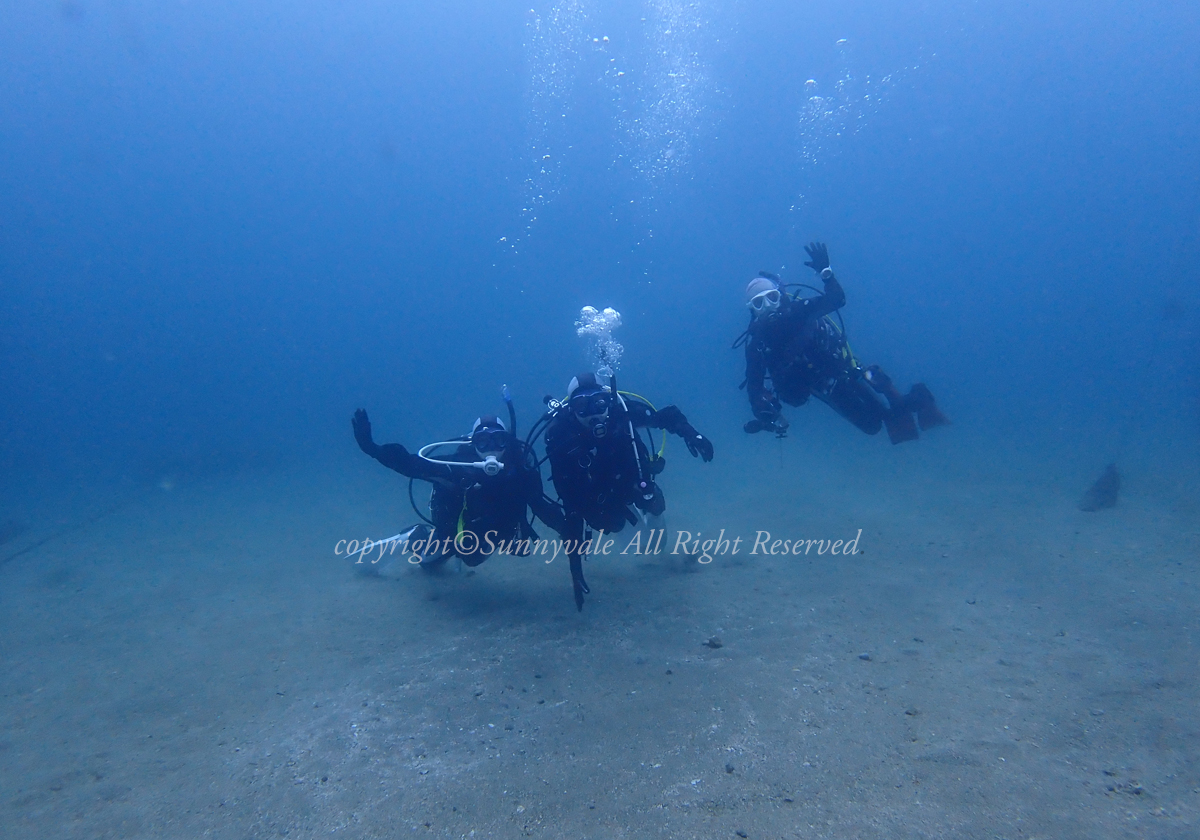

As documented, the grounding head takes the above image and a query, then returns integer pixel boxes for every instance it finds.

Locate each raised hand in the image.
[803,241,830,274]
[352,409,377,454]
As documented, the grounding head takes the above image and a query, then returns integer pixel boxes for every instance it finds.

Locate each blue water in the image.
[3,0,1196,480]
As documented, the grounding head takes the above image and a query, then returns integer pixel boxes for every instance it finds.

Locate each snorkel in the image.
[502,383,518,438]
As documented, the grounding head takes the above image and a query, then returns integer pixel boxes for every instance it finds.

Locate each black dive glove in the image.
[352,409,381,456]
[684,430,714,462]
[653,405,714,462]
[352,409,423,476]
[803,241,830,275]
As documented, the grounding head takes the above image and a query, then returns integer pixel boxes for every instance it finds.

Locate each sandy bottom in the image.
[1,432,1198,839]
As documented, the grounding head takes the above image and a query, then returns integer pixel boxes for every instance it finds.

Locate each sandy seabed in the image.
[1,430,1197,839]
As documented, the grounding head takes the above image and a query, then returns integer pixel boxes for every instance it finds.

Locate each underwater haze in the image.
[2,1,1199,838]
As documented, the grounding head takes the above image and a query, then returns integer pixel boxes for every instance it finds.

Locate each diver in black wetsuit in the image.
[739,242,949,444]
[351,404,569,574]
[532,372,714,610]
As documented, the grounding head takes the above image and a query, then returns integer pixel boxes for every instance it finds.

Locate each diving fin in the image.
[908,383,950,431]
[868,367,920,444]
[883,411,919,445]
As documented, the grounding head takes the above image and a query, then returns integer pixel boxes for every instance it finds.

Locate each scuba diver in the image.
[738,242,949,444]
[526,371,715,610]
[351,388,570,586]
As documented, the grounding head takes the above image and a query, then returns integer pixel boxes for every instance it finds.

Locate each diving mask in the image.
[747,288,781,314]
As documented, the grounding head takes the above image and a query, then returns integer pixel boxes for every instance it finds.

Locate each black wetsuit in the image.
[743,274,892,436]
[353,412,567,566]
[540,393,712,609]
[545,395,710,534]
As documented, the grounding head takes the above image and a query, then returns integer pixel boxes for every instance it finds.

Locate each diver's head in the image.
[566,372,612,439]
[746,277,781,318]
[470,415,511,461]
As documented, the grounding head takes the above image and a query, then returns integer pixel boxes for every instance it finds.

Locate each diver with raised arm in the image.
[739,242,949,443]
[351,388,571,587]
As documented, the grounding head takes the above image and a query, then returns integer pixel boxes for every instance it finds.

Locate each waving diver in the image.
[739,242,949,443]
[351,391,571,596]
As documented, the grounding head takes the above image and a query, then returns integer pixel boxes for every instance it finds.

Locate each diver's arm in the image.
[803,269,846,318]
[647,405,714,462]
[619,396,658,430]
[543,428,583,510]
[351,409,453,483]
[526,468,569,536]
[376,444,454,483]
[801,241,846,317]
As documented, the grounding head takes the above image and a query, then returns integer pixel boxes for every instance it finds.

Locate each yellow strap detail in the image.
[822,315,859,368]
[619,391,667,458]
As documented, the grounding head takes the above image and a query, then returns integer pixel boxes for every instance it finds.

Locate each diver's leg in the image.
[365,524,435,578]
[631,511,664,555]
[641,511,704,573]
[459,550,490,568]
[861,366,922,444]
[823,375,888,436]
[642,511,690,565]
[415,525,454,572]
[864,367,950,435]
